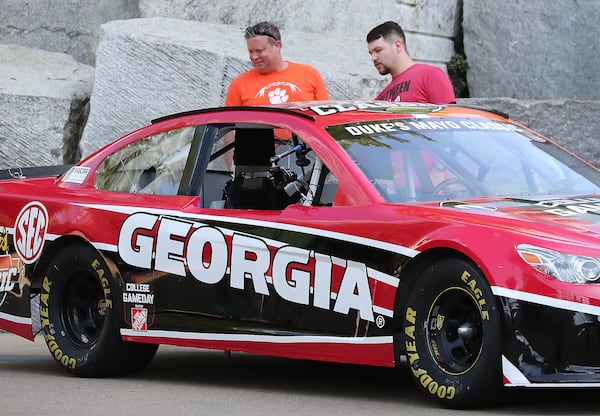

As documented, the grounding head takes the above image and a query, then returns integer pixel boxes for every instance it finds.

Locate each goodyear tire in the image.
[402,258,503,408]
[39,243,157,377]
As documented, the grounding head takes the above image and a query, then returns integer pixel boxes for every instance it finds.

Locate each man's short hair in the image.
[366,21,406,45]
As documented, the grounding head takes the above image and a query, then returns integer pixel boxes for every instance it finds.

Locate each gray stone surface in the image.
[140,0,459,66]
[80,18,389,156]
[0,45,94,169]
[0,0,140,65]
[459,98,600,167]
[463,0,600,100]
[0,44,94,100]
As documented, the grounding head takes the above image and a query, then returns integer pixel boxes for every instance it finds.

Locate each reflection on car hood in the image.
[439,195,600,233]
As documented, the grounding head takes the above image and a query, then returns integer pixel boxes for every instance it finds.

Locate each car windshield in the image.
[326,117,600,203]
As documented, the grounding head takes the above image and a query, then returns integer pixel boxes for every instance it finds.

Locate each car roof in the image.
[151,100,510,127]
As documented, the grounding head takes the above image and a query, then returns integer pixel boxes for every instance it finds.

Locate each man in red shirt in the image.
[367,21,456,104]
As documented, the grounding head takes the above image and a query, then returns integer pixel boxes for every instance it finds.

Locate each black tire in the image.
[401,258,503,408]
[39,243,158,377]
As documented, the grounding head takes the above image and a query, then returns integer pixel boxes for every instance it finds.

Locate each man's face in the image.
[368,37,397,76]
[247,36,281,73]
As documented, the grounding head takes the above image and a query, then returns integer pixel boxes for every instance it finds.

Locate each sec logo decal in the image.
[14,201,48,264]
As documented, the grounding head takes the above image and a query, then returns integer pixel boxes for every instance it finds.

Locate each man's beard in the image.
[377,64,391,76]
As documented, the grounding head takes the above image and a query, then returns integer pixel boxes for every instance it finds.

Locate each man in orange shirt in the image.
[223,22,329,169]
[225,21,329,106]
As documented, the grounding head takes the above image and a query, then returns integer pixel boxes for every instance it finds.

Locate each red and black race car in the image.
[1,100,600,408]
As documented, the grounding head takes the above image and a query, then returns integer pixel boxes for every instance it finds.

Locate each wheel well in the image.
[31,236,104,290]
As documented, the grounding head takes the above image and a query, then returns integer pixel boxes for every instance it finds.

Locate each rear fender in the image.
[0,241,33,339]
[0,234,106,341]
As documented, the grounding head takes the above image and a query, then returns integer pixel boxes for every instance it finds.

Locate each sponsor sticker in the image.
[131,307,148,331]
[14,201,48,264]
[0,254,19,307]
[62,166,91,184]
[0,227,9,252]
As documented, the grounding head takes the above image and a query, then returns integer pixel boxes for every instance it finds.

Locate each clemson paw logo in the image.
[268,87,289,104]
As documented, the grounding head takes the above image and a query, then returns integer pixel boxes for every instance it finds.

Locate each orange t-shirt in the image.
[225,61,329,106]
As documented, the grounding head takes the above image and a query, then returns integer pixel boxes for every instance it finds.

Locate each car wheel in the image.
[39,243,157,377]
[401,257,503,408]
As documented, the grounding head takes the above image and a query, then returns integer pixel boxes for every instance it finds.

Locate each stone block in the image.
[139,0,459,66]
[0,0,140,65]
[0,44,94,169]
[463,1,600,100]
[140,0,459,36]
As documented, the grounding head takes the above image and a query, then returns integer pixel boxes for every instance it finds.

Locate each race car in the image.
[1,100,600,408]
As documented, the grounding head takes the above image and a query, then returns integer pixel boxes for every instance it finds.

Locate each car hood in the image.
[437,195,600,234]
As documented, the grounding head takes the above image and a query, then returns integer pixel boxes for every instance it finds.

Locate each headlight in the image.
[517,244,600,284]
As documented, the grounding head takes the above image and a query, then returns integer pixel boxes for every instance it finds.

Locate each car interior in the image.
[222,127,294,210]
[94,123,338,209]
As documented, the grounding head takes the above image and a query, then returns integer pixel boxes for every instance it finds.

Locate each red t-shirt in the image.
[375,63,456,104]
[225,61,329,106]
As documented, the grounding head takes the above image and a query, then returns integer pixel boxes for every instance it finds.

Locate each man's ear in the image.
[393,39,404,53]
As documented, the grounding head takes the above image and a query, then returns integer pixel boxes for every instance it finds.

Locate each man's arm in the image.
[225,76,243,106]
[223,77,242,169]
[312,68,330,100]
